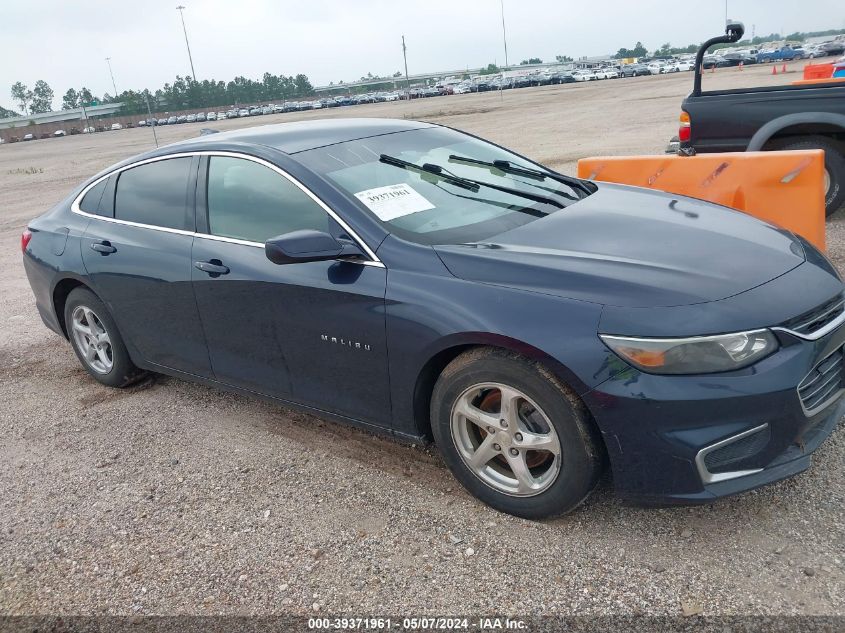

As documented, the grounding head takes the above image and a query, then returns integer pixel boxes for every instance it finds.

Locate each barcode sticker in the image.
[354,183,435,221]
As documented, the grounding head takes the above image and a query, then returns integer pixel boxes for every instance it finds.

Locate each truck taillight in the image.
[21,229,32,253]
[678,111,691,143]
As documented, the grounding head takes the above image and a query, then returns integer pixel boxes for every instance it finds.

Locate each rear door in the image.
[190,154,391,426]
[81,155,213,377]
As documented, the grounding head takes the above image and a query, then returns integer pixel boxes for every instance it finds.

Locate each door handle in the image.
[90,240,116,254]
[194,260,230,276]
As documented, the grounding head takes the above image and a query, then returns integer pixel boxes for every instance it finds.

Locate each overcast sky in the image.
[2,0,844,112]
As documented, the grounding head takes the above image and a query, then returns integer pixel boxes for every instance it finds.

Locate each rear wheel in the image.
[769,135,845,216]
[430,348,603,519]
[65,287,145,387]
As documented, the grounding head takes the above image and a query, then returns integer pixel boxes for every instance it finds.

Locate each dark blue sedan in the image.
[22,118,845,518]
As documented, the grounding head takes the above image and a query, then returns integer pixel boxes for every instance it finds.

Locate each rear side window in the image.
[114,158,192,230]
[79,179,107,214]
[206,156,329,243]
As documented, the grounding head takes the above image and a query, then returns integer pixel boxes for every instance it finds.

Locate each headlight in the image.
[600,329,779,375]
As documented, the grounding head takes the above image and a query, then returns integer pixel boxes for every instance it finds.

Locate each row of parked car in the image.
[2,60,697,142]
[574,59,697,80]
[11,41,841,143]
[8,94,430,140]
[11,123,127,141]
[448,61,694,90]
[702,41,845,69]
[134,95,410,128]
[131,60,704,129]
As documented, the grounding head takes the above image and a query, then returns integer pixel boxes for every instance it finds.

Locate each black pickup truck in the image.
[675,22,845,215]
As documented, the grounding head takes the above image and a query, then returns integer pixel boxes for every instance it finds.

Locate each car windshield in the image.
[296,127,589,245]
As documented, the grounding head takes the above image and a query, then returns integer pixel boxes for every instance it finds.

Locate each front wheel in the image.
[431,348,603,519]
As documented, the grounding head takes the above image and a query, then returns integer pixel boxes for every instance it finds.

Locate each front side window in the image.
[114,158,192,230]
[206,156,329,243]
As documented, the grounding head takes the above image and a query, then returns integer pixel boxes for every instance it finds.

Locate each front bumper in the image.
[584,322,845,506]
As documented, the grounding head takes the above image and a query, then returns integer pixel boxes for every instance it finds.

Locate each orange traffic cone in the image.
[781,63,787,73]
[772,64,778,75]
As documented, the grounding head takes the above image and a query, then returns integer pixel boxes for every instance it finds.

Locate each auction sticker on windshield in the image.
[354,183,435,221]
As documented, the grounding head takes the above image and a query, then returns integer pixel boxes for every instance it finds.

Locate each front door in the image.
[190,155,391,426]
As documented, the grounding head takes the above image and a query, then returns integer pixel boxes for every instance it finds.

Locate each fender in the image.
[51,272,92,329]
[418,331,588,393]
[746,112,845,151]
[408,332,592,440]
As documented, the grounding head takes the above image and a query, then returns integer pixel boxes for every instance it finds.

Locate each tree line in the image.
[5,71,316,119]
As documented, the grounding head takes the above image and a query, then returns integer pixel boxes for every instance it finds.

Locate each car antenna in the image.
[144,94,158,148]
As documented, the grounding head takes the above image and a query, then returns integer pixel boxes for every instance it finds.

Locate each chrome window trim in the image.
[70,150,384,268]
[694,423,768,484]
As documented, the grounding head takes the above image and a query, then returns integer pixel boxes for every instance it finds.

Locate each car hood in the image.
[433,183,804,308]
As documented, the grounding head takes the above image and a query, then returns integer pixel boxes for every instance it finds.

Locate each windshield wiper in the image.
[429,182,549,218]
[379,154,563,209]
[447,155,579,202]
[379,154,479,192]
[448,154,594,197]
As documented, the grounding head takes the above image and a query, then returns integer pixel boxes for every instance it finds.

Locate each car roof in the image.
[170,117,436,154]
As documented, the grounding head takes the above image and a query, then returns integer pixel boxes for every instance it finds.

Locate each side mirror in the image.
[265,229,363,265]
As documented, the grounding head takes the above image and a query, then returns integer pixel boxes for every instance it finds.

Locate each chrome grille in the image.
[798,349,844,415]
[783,294,845,337]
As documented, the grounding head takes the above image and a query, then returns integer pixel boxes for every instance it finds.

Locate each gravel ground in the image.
[0,63,843,620]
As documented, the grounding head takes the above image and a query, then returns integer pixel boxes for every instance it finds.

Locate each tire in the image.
[430,348,603,519]
[64,287,146,387]
[769,135,845,216]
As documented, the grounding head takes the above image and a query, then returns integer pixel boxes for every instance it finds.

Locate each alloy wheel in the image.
[450,382,561,497]
[71,305,113,374]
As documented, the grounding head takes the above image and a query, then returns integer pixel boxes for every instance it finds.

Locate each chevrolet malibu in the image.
[22,119,845,518]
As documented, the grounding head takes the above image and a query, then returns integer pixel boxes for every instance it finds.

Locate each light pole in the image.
[500,0,509,70]
[105,57,118,97]
[402,35,410,99]
[176,5,197,82]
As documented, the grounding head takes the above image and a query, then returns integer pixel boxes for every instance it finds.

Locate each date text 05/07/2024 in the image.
[307,617,528,630]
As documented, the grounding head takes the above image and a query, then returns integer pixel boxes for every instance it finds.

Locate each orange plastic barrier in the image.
[791,77,845,86]
[803,63,834,80]
[577,150,826,251]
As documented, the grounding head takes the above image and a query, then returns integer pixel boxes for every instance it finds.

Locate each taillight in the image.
[21,229,32,253]
[678,110,691,143]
